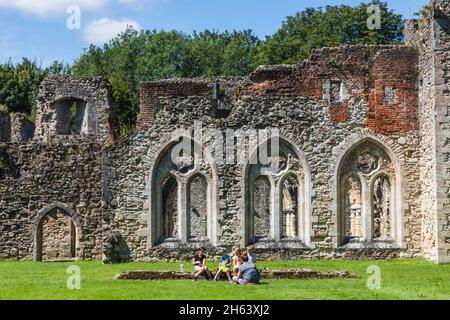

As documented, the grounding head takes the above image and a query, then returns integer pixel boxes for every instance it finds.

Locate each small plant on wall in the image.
[0,104,8,114]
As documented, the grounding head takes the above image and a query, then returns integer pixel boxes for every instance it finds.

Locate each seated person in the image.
[232,247,242,274]
[213,249,232,282]
[192,248,210,281]
[247,245,257,265]
[232,253,260,285]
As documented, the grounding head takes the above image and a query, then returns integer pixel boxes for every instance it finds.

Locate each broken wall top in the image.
[138,45,419,136]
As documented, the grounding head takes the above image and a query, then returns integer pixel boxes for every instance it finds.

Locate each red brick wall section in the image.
[138,45,419,135]
[329,101,349,123]
[366,48,419,134]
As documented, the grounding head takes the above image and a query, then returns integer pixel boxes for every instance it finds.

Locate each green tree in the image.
[257,1,404,65]
[0,58,44,115]
[187,29,261,77]
[0,59,70,120]
[72,27,261,135]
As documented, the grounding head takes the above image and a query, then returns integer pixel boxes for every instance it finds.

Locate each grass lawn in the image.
[0,259,449,300]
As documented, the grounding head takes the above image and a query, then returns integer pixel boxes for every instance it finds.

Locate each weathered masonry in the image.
[0,0,449,264]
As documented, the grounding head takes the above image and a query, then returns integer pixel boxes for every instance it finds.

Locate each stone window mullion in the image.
[272,179,282,242]
[362,179,373,242]
[298,174,306,244]
[178,178,189,243]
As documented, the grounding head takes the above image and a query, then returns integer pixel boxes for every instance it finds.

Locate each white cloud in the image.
[0,0,108,17]
[82,18,141,45]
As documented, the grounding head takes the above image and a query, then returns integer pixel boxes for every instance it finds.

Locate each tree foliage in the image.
[257,1,404,65]
[72,28,261,133]
[0,58,70,119]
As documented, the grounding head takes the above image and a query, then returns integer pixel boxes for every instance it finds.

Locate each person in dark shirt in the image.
[192,248,210,281]
[232,253,260,285]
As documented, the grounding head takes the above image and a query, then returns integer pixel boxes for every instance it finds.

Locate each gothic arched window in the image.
[150,137,217,247]
[245,138,310,246]
[337,139,399,246]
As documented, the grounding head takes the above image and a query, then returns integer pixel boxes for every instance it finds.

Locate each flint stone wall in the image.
[105,45,423,261]
[0,142,103,260]
[34,76,115,144]
[405,0,450,264]
[0,112,10,143]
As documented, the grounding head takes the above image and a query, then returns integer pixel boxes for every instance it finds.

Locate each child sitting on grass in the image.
[232,246,242,274]
[247,245,256,265]
[213,249,232,283]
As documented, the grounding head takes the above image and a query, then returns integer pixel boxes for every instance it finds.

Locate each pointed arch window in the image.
[150,138,217,247]
[245,138,311,247]
[337,140,400,246]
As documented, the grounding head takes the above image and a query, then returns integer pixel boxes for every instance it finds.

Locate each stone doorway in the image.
[35,205,79,261]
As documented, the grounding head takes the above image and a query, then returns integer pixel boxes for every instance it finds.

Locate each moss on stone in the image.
[0,104,8,114]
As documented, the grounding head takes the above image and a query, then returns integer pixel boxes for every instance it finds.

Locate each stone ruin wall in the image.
[0,112,35,144]
[105,45,424,262]
[0,76,113,261]
[1,2,450,263]
[404,0,450,264]
[34,76,115,144]
[0,142,104,260]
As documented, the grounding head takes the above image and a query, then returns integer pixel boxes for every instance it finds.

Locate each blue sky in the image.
[0,0,428,67]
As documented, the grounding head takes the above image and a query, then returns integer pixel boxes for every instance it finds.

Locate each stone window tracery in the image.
[338,140,398,246]
[188,175,208,240]
[246,139,309,246]
[151,139,216,247]
[253,176,271,242]
[344,175,363,240]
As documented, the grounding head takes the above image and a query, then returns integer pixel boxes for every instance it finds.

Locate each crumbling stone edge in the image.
[114,269,359,281]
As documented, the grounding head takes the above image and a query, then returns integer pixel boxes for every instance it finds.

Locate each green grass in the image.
[0,259,449,300]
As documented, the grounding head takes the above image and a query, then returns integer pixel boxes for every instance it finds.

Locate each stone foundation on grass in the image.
[114,269,358,281]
